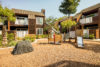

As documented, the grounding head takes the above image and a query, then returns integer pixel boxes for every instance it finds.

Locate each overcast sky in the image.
[1,0,100,18]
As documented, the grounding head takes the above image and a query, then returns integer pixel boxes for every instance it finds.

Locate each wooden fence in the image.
[48,34,62,44]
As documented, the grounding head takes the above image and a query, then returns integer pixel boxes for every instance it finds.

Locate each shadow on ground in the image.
[39,43,61,45]
[69,41,100,53]
[45,60,100,67]
[84,43,100,53]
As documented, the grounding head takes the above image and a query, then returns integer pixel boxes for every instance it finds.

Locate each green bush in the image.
[24,35,35,42]
[89,34,95,39]
[8,40,17,46]
[0,35,2,41]
[0,35,2,46]
[36,34,48,39]
[83,33,89,39]
[0,41,2,46]
[7,33,14,42]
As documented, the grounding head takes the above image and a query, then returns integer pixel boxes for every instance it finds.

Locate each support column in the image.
[75,25,77,43]
[81,25,84,37]
[98,8,100,38]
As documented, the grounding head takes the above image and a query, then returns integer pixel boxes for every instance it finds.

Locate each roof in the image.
[74,3,100,18]
[82,3,100,13]
[12,8,45,19]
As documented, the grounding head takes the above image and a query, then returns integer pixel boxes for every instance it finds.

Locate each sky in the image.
[1,0,100,18]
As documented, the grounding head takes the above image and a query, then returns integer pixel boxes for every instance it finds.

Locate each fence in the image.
[76,29,99,39]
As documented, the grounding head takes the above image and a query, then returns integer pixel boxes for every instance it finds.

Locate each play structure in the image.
[48,29,62,44]
[48,34,62,44]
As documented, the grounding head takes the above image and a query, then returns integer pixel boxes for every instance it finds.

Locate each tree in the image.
[0,5,16,45]
[59,0,80,42]
[0,6,16,23]
[44,16,57,34]
[61,19,76,42]
[59,0,80,17]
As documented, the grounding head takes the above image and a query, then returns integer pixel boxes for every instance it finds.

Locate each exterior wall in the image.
[98,8,100,38]
[1,9,45,38]
[76,8,100,38]
[28,19,36,34]
[35,16,45,34]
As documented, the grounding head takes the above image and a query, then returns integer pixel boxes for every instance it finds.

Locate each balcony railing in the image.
[15,19,28,25]
[80,17,93,24]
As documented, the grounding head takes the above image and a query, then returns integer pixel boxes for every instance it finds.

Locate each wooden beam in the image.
[76,13,82,22]
[81,25,84,37]
[98,8,100,38]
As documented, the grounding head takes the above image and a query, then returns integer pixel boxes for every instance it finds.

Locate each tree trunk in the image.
[69,28,71,42]
[75,25,77,43]
[68,14,70,19]
[2,25,7,46]
[64,32,66,42]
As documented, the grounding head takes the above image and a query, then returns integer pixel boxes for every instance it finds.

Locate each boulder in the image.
[12,40,33,55]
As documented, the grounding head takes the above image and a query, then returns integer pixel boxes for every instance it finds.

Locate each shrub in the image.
[36,34,48,39]
[0,35,2,41]
[0,41,2,46]
[8,40,17,46]
[83,33,89,39]
[24,35,35,42]
[7,33,14,42]
[0,35,2,47]
[89,34,95,39]
[17,37,23,40]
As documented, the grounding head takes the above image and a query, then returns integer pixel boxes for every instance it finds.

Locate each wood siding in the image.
[28,19,36,34]
[93,16,98,23]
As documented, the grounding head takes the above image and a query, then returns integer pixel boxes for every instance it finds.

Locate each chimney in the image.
[41,9,45,15]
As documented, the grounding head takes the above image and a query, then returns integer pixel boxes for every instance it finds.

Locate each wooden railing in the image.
[80,16,98,24]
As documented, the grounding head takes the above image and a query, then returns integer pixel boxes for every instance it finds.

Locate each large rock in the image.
[12,40,33,55]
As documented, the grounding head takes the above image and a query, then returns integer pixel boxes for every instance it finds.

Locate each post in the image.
[54,33,55,44]
[81,25,84,37]
[98,8,100,38]
[75,25,77,43]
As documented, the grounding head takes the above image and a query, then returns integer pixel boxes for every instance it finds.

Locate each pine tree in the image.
[59,0,80,18]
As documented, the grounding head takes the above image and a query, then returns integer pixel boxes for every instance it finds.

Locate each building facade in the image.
[75,3,100,38]
[0,8,45,37]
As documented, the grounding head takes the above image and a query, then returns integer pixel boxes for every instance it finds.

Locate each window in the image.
[36,28,43,35]
[15,16,28,25]
[16,29,28,37]
[36,17,43,25]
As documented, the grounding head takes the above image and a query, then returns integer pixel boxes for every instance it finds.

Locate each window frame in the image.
[36,28,43,35]
[36,17,43,25]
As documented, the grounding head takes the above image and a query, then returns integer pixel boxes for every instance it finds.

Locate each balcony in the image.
[80,16,98,24]
[15,18,28,25]
[80,17,93,24]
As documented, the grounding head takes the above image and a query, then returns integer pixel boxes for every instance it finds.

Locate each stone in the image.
[12,40,33,55]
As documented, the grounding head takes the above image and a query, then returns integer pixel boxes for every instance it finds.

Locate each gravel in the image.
[0,39,100,67]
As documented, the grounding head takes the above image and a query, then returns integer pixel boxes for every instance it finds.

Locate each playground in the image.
[0,39,100,67]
